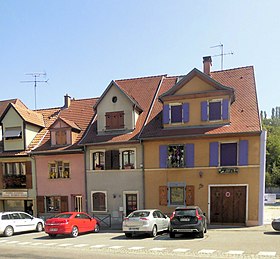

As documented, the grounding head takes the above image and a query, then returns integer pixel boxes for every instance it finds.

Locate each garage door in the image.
[210,186,246,224]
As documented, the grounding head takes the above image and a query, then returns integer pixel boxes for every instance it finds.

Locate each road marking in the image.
[31,242,43,246]
[226,250,244,255]
[0,240,8,243]
[173,248,191,253]
[58,243,73,247]
[44,243,58,246]
[6,241,19,244]
[128,246,145,250]
[149,248,166,251]
[108,246,124,249]
[198,249,216,254]
[90,244,107,248]
[18,242,32,245]
[258,251,277,256]
[73,244,89,248]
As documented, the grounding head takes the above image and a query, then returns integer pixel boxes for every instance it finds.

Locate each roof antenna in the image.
[210,43,233,70]
[21,72,49,109]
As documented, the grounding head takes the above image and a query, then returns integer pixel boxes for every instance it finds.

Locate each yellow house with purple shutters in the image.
[140,57,266,226]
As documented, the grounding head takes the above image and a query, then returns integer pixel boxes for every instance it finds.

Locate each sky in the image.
[0,0,279,115]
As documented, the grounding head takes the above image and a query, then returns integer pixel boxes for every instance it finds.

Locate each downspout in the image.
[83,145,88,213]
[140,139,145,209]
[259,130,267,225]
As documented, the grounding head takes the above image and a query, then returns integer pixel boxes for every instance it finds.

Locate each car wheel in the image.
[36,222,43,232]
[125,233,132,238]
[150,225,157,237]
[70,226,79,238]
[4,226,14,237]
[169,231,175,238]
[94,223,100,233]
[198,230,204,238]
[49,234,57,238]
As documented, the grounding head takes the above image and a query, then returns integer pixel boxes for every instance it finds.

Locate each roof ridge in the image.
[115,74,167,82]
[211,65,253,73]
[71,97,99,101]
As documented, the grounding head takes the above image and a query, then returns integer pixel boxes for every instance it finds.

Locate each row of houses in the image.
[0,57,266,228]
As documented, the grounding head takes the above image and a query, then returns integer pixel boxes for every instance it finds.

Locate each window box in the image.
[124,163,134,169]
[218,167,239,174]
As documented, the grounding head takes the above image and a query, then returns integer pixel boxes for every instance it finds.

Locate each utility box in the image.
[264,193,277,204]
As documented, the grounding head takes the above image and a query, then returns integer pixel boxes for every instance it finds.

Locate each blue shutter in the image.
[185,144,194,168]
[163,104,169,124]
[159,145,168,168]
[209,142,219,167]
[182,103,189,123]
[222,99,229,120]
[201,101,208,121]
[239,140,248,166]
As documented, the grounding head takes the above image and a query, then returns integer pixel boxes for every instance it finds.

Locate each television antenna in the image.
[210,43,233,70]
[21,72,48,109]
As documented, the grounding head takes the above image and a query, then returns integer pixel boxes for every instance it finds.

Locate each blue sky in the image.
[1,0,279,115]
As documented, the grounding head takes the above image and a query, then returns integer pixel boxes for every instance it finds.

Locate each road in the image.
[0,224,279,259]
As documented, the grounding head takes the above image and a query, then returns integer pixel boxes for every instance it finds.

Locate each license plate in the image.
[180,218,190,222]
[49,228,58,231]
[129,227,139,230]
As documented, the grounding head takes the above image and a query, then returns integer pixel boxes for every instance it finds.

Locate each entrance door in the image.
[210,186,246,224]
[74,196,83,212]
[125,193,137,216]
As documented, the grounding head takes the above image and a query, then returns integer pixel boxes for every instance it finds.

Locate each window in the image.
[93,152,105,170]
[220,143,238,166]
[91,191,107,212]
[49,161,70,179]
[46,196,61,213]
[105,111,124,130]
[171,104,182,123]
[201,99,229,122]
[55,130,67,145]
[122,150,135,169]
[2,162,26,189]
[167,145,184,168]
[168,183,186,206]
[209,101,222,121]
[163,103,189,124]
[4,127,22,140]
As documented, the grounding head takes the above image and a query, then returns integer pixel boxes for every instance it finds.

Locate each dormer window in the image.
[105,111,124,130]
[163,103,189,124]
[4,127,22,140]
[55,129,67,145]
[170,104,182,123]
[209,100,222,121]
[201,99,229,122]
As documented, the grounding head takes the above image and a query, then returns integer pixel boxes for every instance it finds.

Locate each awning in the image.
[4,128,22,138]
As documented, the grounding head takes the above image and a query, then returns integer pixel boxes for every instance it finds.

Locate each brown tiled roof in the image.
[0,99,26,118]
[50,117,81,132]
[80,75,164,145]
[140,66,261,139]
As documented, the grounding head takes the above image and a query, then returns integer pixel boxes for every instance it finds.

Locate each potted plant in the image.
[124,163,134,169]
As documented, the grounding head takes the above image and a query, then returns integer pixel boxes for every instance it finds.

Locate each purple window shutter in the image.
[239,140,248,166]
[201,101,208,121]
[222,99,229,120]
[163,104,169,124]
[185,144,194,168]
[209,142,219,167]
[182,103,189,123]
[159,145,168,168]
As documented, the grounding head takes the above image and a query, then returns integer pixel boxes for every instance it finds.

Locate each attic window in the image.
[4,127,22,139]
[112,96,118,103]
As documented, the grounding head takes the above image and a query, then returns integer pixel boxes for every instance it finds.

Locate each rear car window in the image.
[1,214,10,220]
[175,209,196,217]
[130,211,150,218]
[55,213,72,219]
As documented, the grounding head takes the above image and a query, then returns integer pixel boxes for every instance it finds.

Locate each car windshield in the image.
[54,213,72,219]
[129,211,150,218]
[175,209,196,217]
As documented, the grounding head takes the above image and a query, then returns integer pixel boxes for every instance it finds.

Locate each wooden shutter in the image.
[112,150,120,169]
[185,144,194,168]
[0,162,3,189]
[159,186,168,206]
[186,185,194,205]
[163,104,169,124]
[239,140,249,166]
[182,103,189,123]
[61,196,69,212]
[222,99,229,120]
[37,196,45,214]
[105,150,112,170]
[25,161,32,189]
[209,142,219,167]
[159,145,168,168]
[201,101,208,121]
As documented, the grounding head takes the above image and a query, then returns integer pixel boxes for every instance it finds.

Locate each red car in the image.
[45,212,100,238]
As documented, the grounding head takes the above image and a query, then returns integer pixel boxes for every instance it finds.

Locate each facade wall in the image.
[25,124,40,147]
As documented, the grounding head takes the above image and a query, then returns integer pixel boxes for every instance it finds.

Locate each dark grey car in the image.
[169,206,207,238]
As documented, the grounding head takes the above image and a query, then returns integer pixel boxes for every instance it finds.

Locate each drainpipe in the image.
[83,145,88,213]
[140,139,145,209]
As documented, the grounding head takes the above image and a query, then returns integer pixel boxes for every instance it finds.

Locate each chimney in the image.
[203,56,212,75]
[64,94,71,108]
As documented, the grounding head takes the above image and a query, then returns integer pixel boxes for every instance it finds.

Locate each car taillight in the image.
[123,217,129,221]
[170,211,175,220]
[196,210,202,220]
[140,217,148,221]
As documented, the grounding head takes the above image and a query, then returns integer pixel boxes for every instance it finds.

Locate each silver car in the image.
[0,212,44,237]
[122,209,169,237]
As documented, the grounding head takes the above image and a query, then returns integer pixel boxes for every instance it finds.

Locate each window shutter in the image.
[222,99,229,120]
[163,104,169,124]
[201,101,208,121]
[61,196,69,212]
[159,145,168,168]
[186,185,194,205]
[0,163,3,189]
[112,150,120,169]
[159,186,168,206]
[185,144,194,168]
[182,103,189,123]
[105,151,112,170]
[37,196,45,214]
[239,140,248,166]
[25,161,32,189]
[209,142,219,167]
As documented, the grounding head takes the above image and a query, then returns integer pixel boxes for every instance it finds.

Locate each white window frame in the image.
[91,191,107,213]
[208,98,222,122]
[168,182,186,206]
[89,149,106,170]
[119,148,136,169]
